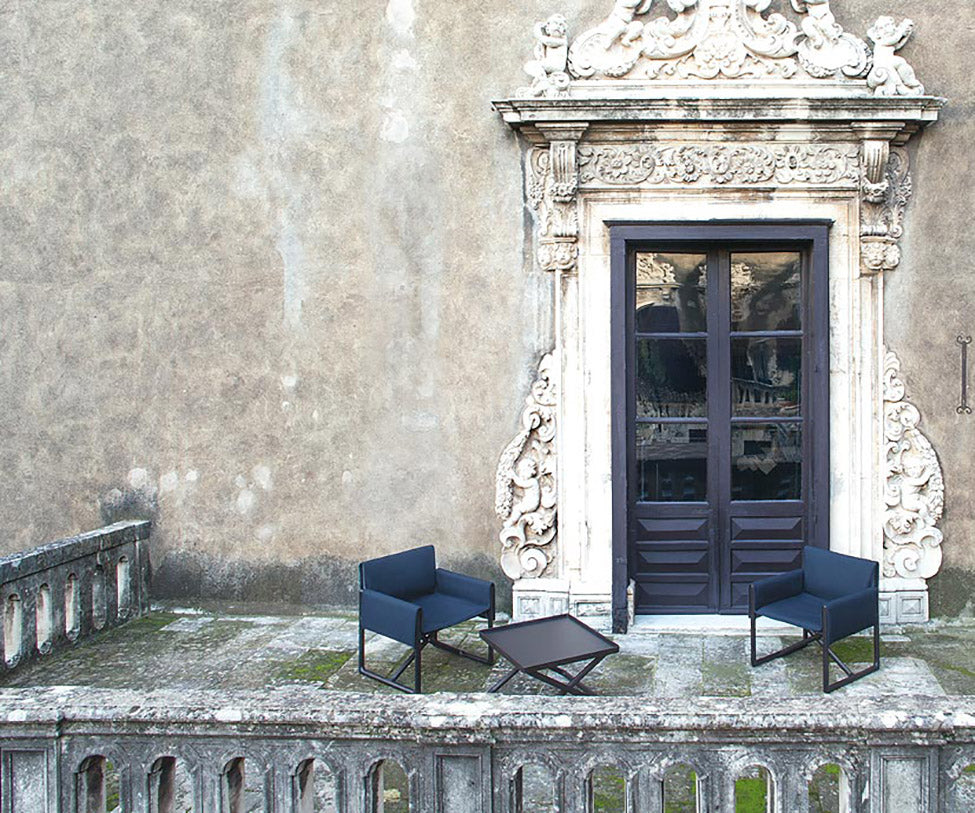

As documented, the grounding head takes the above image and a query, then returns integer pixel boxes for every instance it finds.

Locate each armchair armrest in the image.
[359,589,421,647]
[436,568,494,612]
[751,569,803,611]
[823,587,878,645]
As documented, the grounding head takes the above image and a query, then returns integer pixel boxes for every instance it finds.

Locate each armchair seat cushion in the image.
[413,592,491,635]
[758,591,826,632]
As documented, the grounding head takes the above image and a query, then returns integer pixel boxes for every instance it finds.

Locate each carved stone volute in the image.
[883,349,944,581]
[859,143,913,276]
[496,353,559,579]
[529,124,588,274]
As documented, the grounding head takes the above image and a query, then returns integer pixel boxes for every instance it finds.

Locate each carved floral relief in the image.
[883,349,944,581]
[860,147,912,275]
[577,143,861,187]
[496,354,559,579]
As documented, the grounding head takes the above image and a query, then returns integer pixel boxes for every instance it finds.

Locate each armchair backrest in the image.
[359,545,437,600]
[802,546,878,600]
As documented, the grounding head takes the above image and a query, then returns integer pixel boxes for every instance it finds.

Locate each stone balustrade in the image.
[0,521,151,673]
[1,687,975,812]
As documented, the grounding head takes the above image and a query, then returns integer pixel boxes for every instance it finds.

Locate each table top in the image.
[480,614,619,670]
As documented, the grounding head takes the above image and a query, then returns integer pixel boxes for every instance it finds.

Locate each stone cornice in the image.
[494,94,944,132]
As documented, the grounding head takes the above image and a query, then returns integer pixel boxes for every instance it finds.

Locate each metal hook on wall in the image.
[959,336,973,415]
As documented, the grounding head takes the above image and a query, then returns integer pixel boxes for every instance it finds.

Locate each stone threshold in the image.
[631,614,807,636]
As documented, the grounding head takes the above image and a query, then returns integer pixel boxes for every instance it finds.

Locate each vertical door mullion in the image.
[623,246,636,591]
[713,249,733,612]
[703,249,721,612]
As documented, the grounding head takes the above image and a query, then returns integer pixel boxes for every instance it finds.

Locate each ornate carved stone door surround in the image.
[494,0,945,632]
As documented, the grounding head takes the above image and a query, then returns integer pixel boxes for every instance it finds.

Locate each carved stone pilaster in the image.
[527,125,587,273]
[860,147,912,275]
[883,348,944,582]
[496,353,558,580]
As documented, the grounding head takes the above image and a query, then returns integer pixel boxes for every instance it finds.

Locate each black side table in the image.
[480,614,619,696]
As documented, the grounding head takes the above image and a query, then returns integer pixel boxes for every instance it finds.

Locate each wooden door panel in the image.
[730,514,804,540]
[727,509,804,610]
[634,578,711,612]
[633,544,710,575]
[617,226,830,619]
[633,513,712,611]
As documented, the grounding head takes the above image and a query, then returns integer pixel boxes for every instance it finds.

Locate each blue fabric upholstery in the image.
[752,546,878,637]
[803,546,877,599]
[359,589,421,647]
[824,587,879,645]
[359,545,436,599]
[758,591,826,632]
[359,546,494,638]
[358,545,496,693]
[750,546,880,692]
[413,592,491,635]
[752,569,803,611]
[436,568,494,608]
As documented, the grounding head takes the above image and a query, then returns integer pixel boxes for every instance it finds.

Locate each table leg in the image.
[526,655,607,696]
[487,665,521,694]
[548,664,595,695]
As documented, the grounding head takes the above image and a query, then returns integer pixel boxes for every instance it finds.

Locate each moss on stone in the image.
[701,659,751,697]
[122,612,181,634]
[591,768,626,812]
[278,649,352,683]
[830,636,877,664]
[734,776,768,812]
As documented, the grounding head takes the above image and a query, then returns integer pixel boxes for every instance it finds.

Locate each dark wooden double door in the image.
[615,224,829,614]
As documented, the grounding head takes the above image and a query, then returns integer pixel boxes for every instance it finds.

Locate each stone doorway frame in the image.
[493,2,945,632]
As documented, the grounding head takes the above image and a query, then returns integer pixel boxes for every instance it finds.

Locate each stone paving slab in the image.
[1,604,973,698]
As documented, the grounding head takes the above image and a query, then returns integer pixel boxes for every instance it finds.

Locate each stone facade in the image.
[496,0,948,628]
[0,1,971,616]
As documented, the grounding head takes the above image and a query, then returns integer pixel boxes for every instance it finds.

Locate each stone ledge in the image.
[0,520,150,584]
[1,687,974,743]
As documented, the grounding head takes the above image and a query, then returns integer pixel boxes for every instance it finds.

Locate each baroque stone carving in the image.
[577,143,861,187]
[496,353,558,579]
[791,0,869,79]
[867,17,925,97]
[860,147,912,275]
[883,349,944,582]
[527,126,587,273]
[523,15,571,98]
[566,0,875,82]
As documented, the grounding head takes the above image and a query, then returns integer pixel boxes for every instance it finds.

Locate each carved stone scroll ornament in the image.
[527,127,586,273]
[565,0,873,83]
[496,353,559,580]
[578,143,860,187]
[883,349,944,581]
[860,146,912,275]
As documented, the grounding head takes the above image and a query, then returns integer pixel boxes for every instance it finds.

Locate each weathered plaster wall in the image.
[0,0,563,605]
[837,1,975,617]
[0,1,972,612]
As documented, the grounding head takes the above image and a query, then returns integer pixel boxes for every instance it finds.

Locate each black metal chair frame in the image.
[358,609,495,694]
[749,587,881,694]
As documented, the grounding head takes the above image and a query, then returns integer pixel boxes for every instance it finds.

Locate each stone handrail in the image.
[0,521,151,672]
[1,687,974,811]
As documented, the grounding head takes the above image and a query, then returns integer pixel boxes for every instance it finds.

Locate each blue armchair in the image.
[749,546,880,693]
[358,545,495,693]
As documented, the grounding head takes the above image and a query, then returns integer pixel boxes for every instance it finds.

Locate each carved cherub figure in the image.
[524,14,571,97]
[791,0,841,49]
[867,16,924,97]
[596,0,655,49]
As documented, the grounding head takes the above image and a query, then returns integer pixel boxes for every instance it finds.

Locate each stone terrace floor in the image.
[4,602,975,698]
